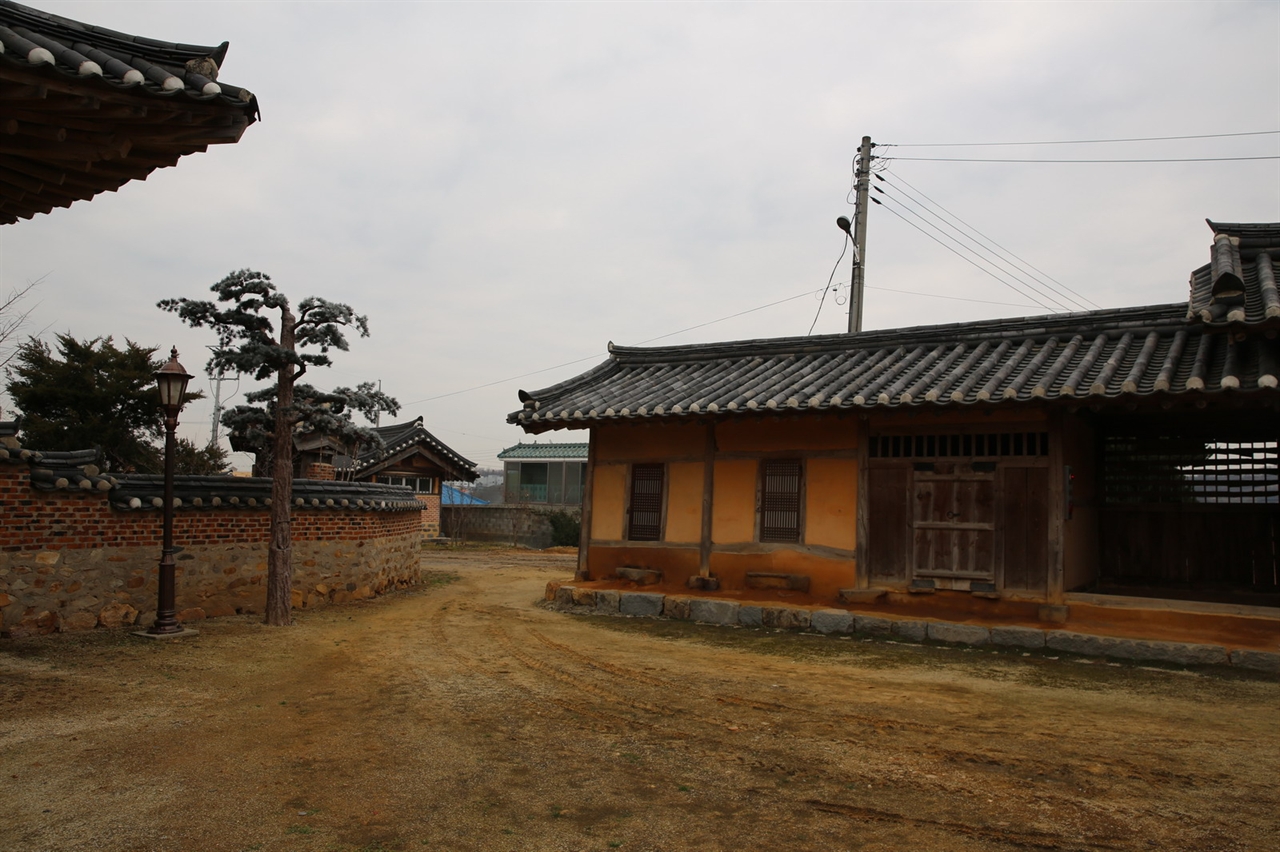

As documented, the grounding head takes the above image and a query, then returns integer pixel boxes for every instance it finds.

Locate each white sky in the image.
[2,0,1277,472]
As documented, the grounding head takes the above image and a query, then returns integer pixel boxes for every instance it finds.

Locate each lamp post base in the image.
[132,627,200,640]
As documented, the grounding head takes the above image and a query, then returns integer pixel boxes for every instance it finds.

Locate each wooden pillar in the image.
[699,421,716,577]
[1046,410,1066,604]
[576,429,596,581]
[855,415,870,589]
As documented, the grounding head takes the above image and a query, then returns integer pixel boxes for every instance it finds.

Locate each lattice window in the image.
[627,463,664,541]
[868,432,1050,459]
[760,459,803,543]
[1103,436,1279,505]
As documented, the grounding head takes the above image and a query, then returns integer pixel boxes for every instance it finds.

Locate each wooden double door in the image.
[868,460,1049,593]
[912,464,996,581]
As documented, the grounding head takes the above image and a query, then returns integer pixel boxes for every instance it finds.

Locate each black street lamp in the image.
[146,347,193,636]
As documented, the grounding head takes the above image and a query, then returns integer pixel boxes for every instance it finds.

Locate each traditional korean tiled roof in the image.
[1187,221,1280,328]
[352,416,478,482]
[111,475,424,513]
[497,442,589,461]
[511,304,1280,433]
[0,441,420,509]
[0,0,259,224]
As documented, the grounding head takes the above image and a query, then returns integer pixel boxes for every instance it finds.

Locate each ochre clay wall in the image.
[804,457,858,551]
[585,416,859,593]
[711,459,756,542]
[591,463,627,540]
[664,462,704,543]
[0,462,422,637]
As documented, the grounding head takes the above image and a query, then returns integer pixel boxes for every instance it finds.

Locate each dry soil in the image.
[1,547,1277,852]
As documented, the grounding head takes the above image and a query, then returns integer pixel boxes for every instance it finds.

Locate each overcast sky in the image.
[2,0,1277,472]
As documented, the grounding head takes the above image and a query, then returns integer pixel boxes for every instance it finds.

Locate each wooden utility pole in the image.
[848,135,873,333]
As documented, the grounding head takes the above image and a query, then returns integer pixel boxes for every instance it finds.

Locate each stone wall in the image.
[0,453,423,637]
[441,504,578,549]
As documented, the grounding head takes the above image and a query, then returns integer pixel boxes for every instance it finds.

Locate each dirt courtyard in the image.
[2,548,1276,852]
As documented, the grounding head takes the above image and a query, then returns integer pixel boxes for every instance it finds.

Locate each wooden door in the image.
[912,464,996,580]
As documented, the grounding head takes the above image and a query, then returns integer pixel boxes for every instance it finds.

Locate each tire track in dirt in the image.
[422,598,658,730]
[805,799,1134,851]
[517,609,1230,839]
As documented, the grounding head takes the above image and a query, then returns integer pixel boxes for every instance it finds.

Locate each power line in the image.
[872,194,1060,312]
[809,235,850,335]
[882,155,1279,164]
[880,171,1099,310]
[883,130,1279,148]
[874,183,1080,312]
[865,285,1038,310]
[402,279,1055,406]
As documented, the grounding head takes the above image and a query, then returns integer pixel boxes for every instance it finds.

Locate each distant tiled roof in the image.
[1187,221,1280,328]
[497,442,589,460]
[352,417,478,482]
[0,0,259,224]
[510,303,1280,432]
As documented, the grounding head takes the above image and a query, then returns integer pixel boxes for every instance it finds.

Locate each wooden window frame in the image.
[758,458,805,544]
[626,463,666,542]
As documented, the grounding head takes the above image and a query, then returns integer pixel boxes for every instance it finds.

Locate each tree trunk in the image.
[265,311,297,626]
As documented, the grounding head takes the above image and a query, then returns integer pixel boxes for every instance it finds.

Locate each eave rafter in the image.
[0,0,259,224]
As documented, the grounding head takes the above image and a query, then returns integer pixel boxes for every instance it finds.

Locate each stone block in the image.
[570,587,597,608]
[1045,631,1121,657]
[8,610,58,638]
[177,607,206,623]
[35,551,59,565]
[745,572,810,592]
[1230,649,1280,673]
[617,566,662,586]
[594,590,621,614]
[839,589,886,604]
[761,606,810,630]
[990,625,1046,648]
[928,622,991,646]
[619,592,664,618]
[663,597,691,621]
[98,601,138,629]
[890,620,928,642]
[689,598,739,626]
[1106,639,1228,666]
[810,609,853,634]
[738,605,763,628]
[853,614,894,636]
[554,586,575,608]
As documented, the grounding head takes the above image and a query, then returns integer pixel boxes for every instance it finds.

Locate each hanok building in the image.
[510,221,1279,631]
[498,441,588,506]
[346,417,478,537]
[0,0,259,224]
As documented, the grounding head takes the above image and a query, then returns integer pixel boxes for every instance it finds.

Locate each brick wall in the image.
[416,493,441,537]
[0,462,423,637]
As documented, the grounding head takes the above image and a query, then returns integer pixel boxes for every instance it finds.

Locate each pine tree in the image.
[160,270,397,626]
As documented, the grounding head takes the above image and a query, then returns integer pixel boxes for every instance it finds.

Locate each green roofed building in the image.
[498,442,588,506]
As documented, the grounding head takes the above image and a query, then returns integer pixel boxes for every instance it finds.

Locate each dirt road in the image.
[2,548,1276,852]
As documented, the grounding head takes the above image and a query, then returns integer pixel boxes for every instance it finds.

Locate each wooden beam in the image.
[0,155,73,183]
[699,422,716,576]
[855,415,870,589]
[576,430,597,582]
